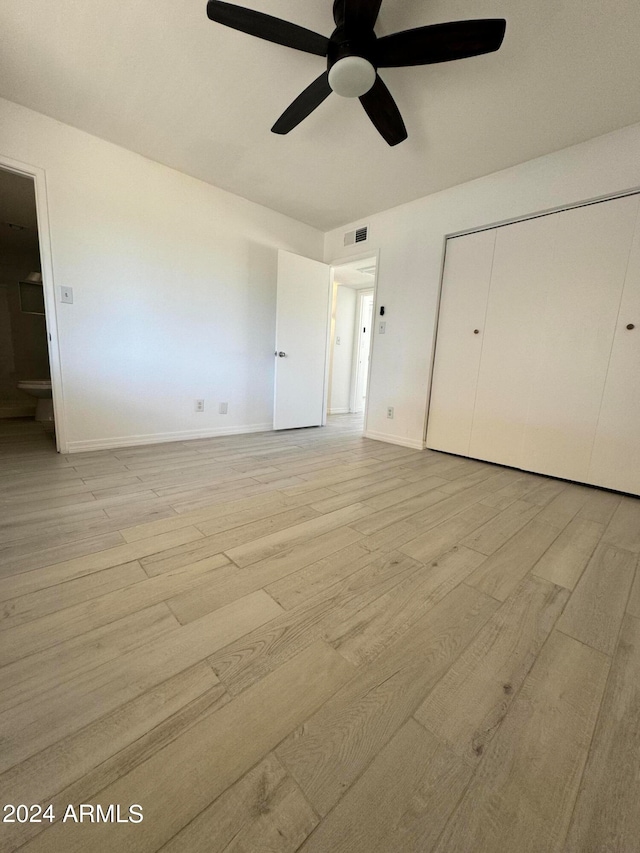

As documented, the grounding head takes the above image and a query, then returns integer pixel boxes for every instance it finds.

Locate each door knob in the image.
[276,351,287,357]
[473,329,480,335]
[626,323,635,330]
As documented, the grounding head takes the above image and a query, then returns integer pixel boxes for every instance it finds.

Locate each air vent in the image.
[344,225,369,246]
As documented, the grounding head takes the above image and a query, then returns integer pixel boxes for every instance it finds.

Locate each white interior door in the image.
[589,202,640,493]
[428,192,640,495]
[520,195,639,481]
[469,214,557,468]
[274,250,331,430]
[427,228,496,456]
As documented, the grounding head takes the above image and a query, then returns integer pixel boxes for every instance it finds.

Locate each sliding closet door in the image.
[428,192,640,494]
[427,229,496,455]
[468,214,557,468]
[589,204,640,493]
[520,195,639,482]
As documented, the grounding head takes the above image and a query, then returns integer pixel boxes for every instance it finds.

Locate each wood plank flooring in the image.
[0,415,639,852]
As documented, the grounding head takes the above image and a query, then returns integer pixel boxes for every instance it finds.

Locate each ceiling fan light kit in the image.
[328,56,376,98]
[206,0,506,145]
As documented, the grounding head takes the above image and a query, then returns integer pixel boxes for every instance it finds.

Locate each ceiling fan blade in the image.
[376,19,506,67]
[272,73,332,135]
[333,0,383,33]
[207,1,329,56]
[359,75,407,146]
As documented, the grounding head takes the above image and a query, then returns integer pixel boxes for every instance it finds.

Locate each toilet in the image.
[17,380,54,423]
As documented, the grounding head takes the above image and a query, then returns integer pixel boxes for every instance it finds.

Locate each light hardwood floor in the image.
[1,415,639,852]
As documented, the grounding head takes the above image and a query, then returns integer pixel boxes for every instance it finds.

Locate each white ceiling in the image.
[1,0,640,231]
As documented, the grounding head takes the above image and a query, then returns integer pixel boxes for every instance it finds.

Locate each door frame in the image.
[327,250,379,434]
[0,154,67,453]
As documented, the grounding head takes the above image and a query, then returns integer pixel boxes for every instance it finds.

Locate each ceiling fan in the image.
[206,0,506,146]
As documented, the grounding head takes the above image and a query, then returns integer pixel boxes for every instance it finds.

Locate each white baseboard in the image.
[66,422,273,453]
[363,430,426,450]
[327,407,350,415]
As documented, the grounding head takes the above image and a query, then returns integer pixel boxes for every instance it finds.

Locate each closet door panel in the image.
[521,196,639,482]
[427,229,496,455]
[469,214,556,468]
[589,206,640,494]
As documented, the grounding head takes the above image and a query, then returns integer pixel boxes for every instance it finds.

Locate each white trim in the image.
[327,407,350,415]
[66,422,273,453]
[0,154,68,453]
[445,186,640,241]
[364,429,425,450]
[423,234,451,447]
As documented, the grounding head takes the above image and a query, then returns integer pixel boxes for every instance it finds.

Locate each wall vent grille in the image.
[344,225,369,246]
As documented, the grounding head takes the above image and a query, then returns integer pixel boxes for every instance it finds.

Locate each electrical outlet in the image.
[195,399,204,412]
[219,402,228,414]
[387,406,394,419]
[60,286,73,304]
[378,321,386,334]
[336,336,341,346]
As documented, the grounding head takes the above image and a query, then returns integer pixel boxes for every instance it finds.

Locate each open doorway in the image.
[327,256,377,433]
[0,167,56,446]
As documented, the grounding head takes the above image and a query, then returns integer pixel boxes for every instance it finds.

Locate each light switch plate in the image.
[60,287,73,304]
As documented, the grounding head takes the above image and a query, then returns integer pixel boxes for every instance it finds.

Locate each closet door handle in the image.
[626,323,635,330]
[473,329,480,335]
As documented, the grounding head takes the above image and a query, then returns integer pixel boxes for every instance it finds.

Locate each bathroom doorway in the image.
[0,166,56,445]
[326,256,377,433]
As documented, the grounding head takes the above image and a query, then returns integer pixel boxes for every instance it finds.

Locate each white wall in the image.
[325,122,640,449]
[0,97,324,451]
[328,285,357,414]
